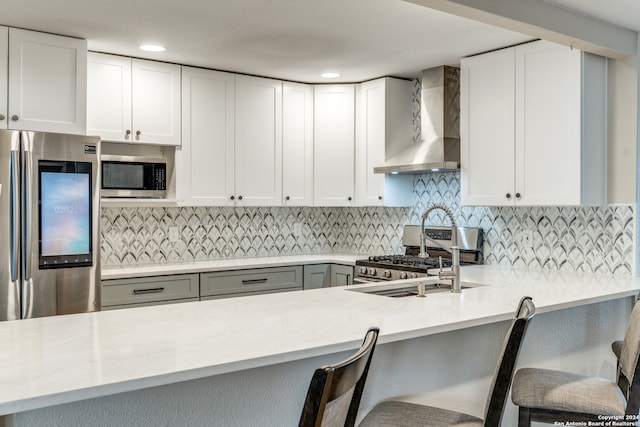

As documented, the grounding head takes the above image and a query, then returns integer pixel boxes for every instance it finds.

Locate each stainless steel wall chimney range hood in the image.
[374,65,460,174]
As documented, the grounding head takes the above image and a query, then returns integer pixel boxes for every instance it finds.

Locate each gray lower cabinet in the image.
[331,264,353,286]
[303,264,354,289]
[101,274,200,310]
[200,266,303,300]
[303,264,331,289]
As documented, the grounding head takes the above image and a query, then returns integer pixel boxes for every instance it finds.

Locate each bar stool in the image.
[299,327,379,427]
[359,296,535,427]
[511,299,640,426]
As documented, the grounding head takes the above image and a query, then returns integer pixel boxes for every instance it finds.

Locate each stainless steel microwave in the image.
[101,155,167,198]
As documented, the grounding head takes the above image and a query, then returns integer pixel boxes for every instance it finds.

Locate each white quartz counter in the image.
[1,265,639,416]
[101,254,363,280]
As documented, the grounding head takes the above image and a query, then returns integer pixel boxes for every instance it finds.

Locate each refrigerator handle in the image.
[10,149,19,282]
[23,148,32,282]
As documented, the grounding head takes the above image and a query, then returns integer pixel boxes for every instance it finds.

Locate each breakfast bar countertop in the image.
[1,265,639,416]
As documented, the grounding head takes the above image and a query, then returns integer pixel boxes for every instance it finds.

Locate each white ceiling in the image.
[0,0,637,83]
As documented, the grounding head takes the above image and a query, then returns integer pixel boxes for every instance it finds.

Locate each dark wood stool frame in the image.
[299,327,379,427]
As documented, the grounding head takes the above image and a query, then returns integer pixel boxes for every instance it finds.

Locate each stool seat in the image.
[360,401,483,427]
[511,367,626,416]
[359,296,536,427]
[511,298,640,426]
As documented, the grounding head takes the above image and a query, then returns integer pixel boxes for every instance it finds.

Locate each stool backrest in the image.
[619,300,640,414]
[299,327,380,427]
[483,296,536,427]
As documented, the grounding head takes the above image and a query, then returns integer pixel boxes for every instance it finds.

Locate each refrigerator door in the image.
[0,130,21,321]
[21,131,101,319]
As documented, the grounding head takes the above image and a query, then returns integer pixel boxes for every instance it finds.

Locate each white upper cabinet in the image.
[87,53,181,145]
[87,53,131,141]
[5,28,86,134]
[460,47,516,206]
[179,66,235,206]
[461,40,607,207]
[314,84,355,206]
[282,82,314,206]
[0,27,7,129]
[355,77,413,207]
[234,76,282,206]
[132,59,181,145]
[179,70,282,206]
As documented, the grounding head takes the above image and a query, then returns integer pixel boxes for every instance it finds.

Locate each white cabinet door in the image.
[356,79,386,206]
[282,82,313,206]
[460,47,515,206]
[0,26,7,129]
[356,78,413,207]
[7,28,86,134]
[461,40,606,207]
[314,84,355,206]
[234,76,282,206]
[515,41,582,206]
[132,59,181,146]
[87,52,132,141]
[179,67,235,205]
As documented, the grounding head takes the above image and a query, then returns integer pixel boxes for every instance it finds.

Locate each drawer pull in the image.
[242,278,268,285]
[133,287,165,295]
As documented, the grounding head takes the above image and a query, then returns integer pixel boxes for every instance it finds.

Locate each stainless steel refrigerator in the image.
[0,130,101,320]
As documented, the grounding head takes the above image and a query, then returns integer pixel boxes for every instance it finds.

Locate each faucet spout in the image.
[419,204,461,293]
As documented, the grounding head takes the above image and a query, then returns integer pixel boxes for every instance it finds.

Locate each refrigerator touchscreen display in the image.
[38,161,93,269]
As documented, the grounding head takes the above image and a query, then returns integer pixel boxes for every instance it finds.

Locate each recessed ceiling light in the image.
[320,72,341,79]
[139,44,166,52]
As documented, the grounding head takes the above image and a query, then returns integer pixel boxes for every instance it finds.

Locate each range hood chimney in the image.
[374,65,460,174]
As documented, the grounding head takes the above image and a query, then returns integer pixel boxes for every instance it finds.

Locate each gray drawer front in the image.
[200,266,303,297]
[101,297,200,310]
[200,287,300,301]
[101,274,199,307]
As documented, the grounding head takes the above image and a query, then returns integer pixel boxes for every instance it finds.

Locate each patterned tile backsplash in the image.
[101,77,635,275]
[101,170,635,276]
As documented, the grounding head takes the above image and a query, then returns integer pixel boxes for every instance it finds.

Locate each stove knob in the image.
[368,268,377,276]
[383,270,392,278]
[410,273,418,279]
[400,272,408,280]
[359,267,368,275]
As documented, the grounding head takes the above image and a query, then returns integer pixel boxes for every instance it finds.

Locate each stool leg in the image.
[518,407,531,427]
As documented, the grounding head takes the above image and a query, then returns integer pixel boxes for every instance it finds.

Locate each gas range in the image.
[355,225,483,283]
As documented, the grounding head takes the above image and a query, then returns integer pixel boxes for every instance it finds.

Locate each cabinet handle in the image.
[136,130,141,136]
[515,192,521,199]
[506,193,512,199]
[242,278,268,285]
[230,195,235,200]
[11,115,19,121]
[133,287,165,295]
[285,196,290,201]
[0,114,5,121]
[238,195,243,200]
[125,130,131,136]
[347,196,352,201]
[378,196,383,200]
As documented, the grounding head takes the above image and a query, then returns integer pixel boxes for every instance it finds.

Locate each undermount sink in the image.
[350,281,484,298]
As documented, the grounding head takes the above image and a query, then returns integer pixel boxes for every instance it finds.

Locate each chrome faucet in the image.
[419,204,461,293]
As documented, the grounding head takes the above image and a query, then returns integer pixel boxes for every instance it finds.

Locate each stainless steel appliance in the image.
[0,130,101,320]
[374,66,460,174]
[355,225,483,283]
[101,154,166,198]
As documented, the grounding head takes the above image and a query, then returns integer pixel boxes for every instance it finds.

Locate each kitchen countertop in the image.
[101,254,363,280]
[1,265,639,416]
